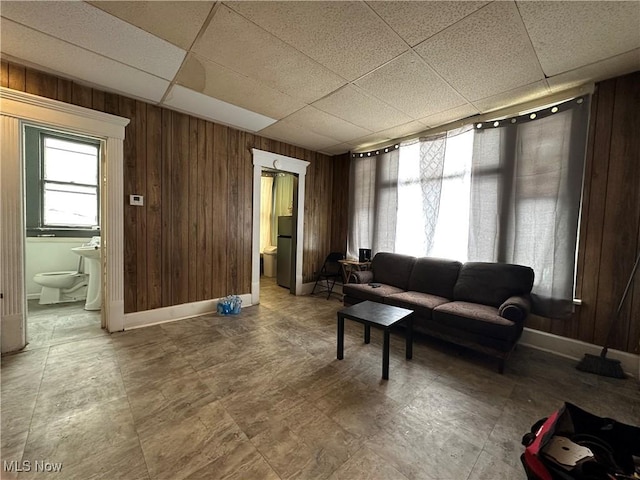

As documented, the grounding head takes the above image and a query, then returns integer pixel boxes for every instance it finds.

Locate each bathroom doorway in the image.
[22,124,105,349]
[251,149,309,306]
[259,168,297,301]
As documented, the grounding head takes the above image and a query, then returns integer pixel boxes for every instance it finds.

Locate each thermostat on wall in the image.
[129,195,144,206]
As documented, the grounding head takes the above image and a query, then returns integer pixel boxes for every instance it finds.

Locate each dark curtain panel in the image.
[469,98,591,318]
[347,150,399,259]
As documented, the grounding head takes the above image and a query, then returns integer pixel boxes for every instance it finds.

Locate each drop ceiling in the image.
[1,1,638,156]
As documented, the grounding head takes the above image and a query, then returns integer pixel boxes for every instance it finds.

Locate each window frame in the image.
[25,126,101,238]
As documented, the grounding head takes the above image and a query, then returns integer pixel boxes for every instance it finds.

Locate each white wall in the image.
[25,237,87,297]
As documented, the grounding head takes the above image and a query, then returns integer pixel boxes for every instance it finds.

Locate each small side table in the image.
[337,301,413,380]
[338,259,371,284]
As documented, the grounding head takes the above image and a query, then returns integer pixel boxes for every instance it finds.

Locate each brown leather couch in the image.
[343,252,535,373]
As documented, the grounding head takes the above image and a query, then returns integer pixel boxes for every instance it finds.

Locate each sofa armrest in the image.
[350,270,374,284]
[499,295,531,322]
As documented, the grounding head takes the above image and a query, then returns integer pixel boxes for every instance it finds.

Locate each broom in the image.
[576,250,640,379]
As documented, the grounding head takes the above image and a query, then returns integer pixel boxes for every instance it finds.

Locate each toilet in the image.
[33,271,88,305]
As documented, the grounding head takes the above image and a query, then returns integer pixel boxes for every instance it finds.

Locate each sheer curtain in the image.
[260,176,274,252]
[396,127,473,260]
[469,98,590,317]
[349,129,473,260]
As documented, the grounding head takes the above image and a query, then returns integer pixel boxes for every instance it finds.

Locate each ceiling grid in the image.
[0,0,637,155]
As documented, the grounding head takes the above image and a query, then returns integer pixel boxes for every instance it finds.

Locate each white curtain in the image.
[469,98,590,318]
[260,176,274,253]
[271,174,295,245]
[349,130,473,261]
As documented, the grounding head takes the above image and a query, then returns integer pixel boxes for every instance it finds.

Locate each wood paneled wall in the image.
[526,71,640,354]
[1,61,349,314]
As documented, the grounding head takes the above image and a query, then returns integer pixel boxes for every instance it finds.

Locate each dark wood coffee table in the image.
[337,300,414,380]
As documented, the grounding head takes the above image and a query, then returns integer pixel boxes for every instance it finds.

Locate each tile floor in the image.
[1,279,639,479]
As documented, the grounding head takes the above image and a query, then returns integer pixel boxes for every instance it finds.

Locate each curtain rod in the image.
[352,83,595,156]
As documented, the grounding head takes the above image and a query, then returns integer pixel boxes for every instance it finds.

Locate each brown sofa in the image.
[343,252,534,373]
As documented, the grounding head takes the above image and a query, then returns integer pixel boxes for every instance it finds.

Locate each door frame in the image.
[0,87,129,352]
[251,149,309,304]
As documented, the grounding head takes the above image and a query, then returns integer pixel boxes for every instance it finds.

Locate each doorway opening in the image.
[259,169,297,298]
[23,124,105,349]
[251,149,309,306]
[0,87,128,354]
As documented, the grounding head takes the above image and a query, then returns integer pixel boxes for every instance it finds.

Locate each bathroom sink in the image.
[71,245,101,310]
[71,245,101,259]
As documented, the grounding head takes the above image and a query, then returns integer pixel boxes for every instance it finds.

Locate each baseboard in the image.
[520,328,639,380]
[26,293,40,300]
[1,313,26,353]
[123,294,253,330]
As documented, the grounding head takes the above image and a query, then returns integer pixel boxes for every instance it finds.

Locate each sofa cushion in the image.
[407,257,461,299]
[453,262,534,308]
[342,283,405,303]
[432,301,521,342]
[371,252,416,290]
[385,291,450,319]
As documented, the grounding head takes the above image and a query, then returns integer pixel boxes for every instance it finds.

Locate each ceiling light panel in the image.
[175,54,305,120]
[163,85,277,133]
[368,1,489,47]
[193,5,346,104]
[355,51,467,119]
[1,18,170,103]
[89,1,215,50]
[312,85,413,132]
[517,1,640,77]
[0,1,186,80]
[225,1,408,81]
[415,1,544,101]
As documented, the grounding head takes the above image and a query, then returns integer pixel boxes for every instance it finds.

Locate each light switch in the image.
[129,195,144,206]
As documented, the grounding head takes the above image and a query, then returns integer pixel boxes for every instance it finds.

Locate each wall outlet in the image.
[129,195,144,206]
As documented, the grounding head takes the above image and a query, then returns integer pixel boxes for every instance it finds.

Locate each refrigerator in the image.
[277,216,293,288]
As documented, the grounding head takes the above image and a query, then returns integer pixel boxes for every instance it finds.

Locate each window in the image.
[396,128,474,261]
[347,96,590,318]
[25,126,100,237]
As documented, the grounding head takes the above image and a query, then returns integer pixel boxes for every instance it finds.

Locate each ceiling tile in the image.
[1,1,185,80]
[0,18,169,103]
[319,144,352,156]
[192,5,346,104]
[350,132,395,151]
[368,1,489,46]
[420,104,480,129]
[163,85,276,132]
[375,121,429,141]
[517,1,640,77]
[473,80,551,114]
[281,106,371,143]
[547,49,640,93]
[258,120,338,151]
[175,54,305,120]
[225,1,408,81]
[89,1,214,50]
[415,1,544,101]
[312,85,413,132]
[355,51,466,119]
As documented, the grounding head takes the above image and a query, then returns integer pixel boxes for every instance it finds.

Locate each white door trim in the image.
[251,149,309,305]
[0,87,129,352]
